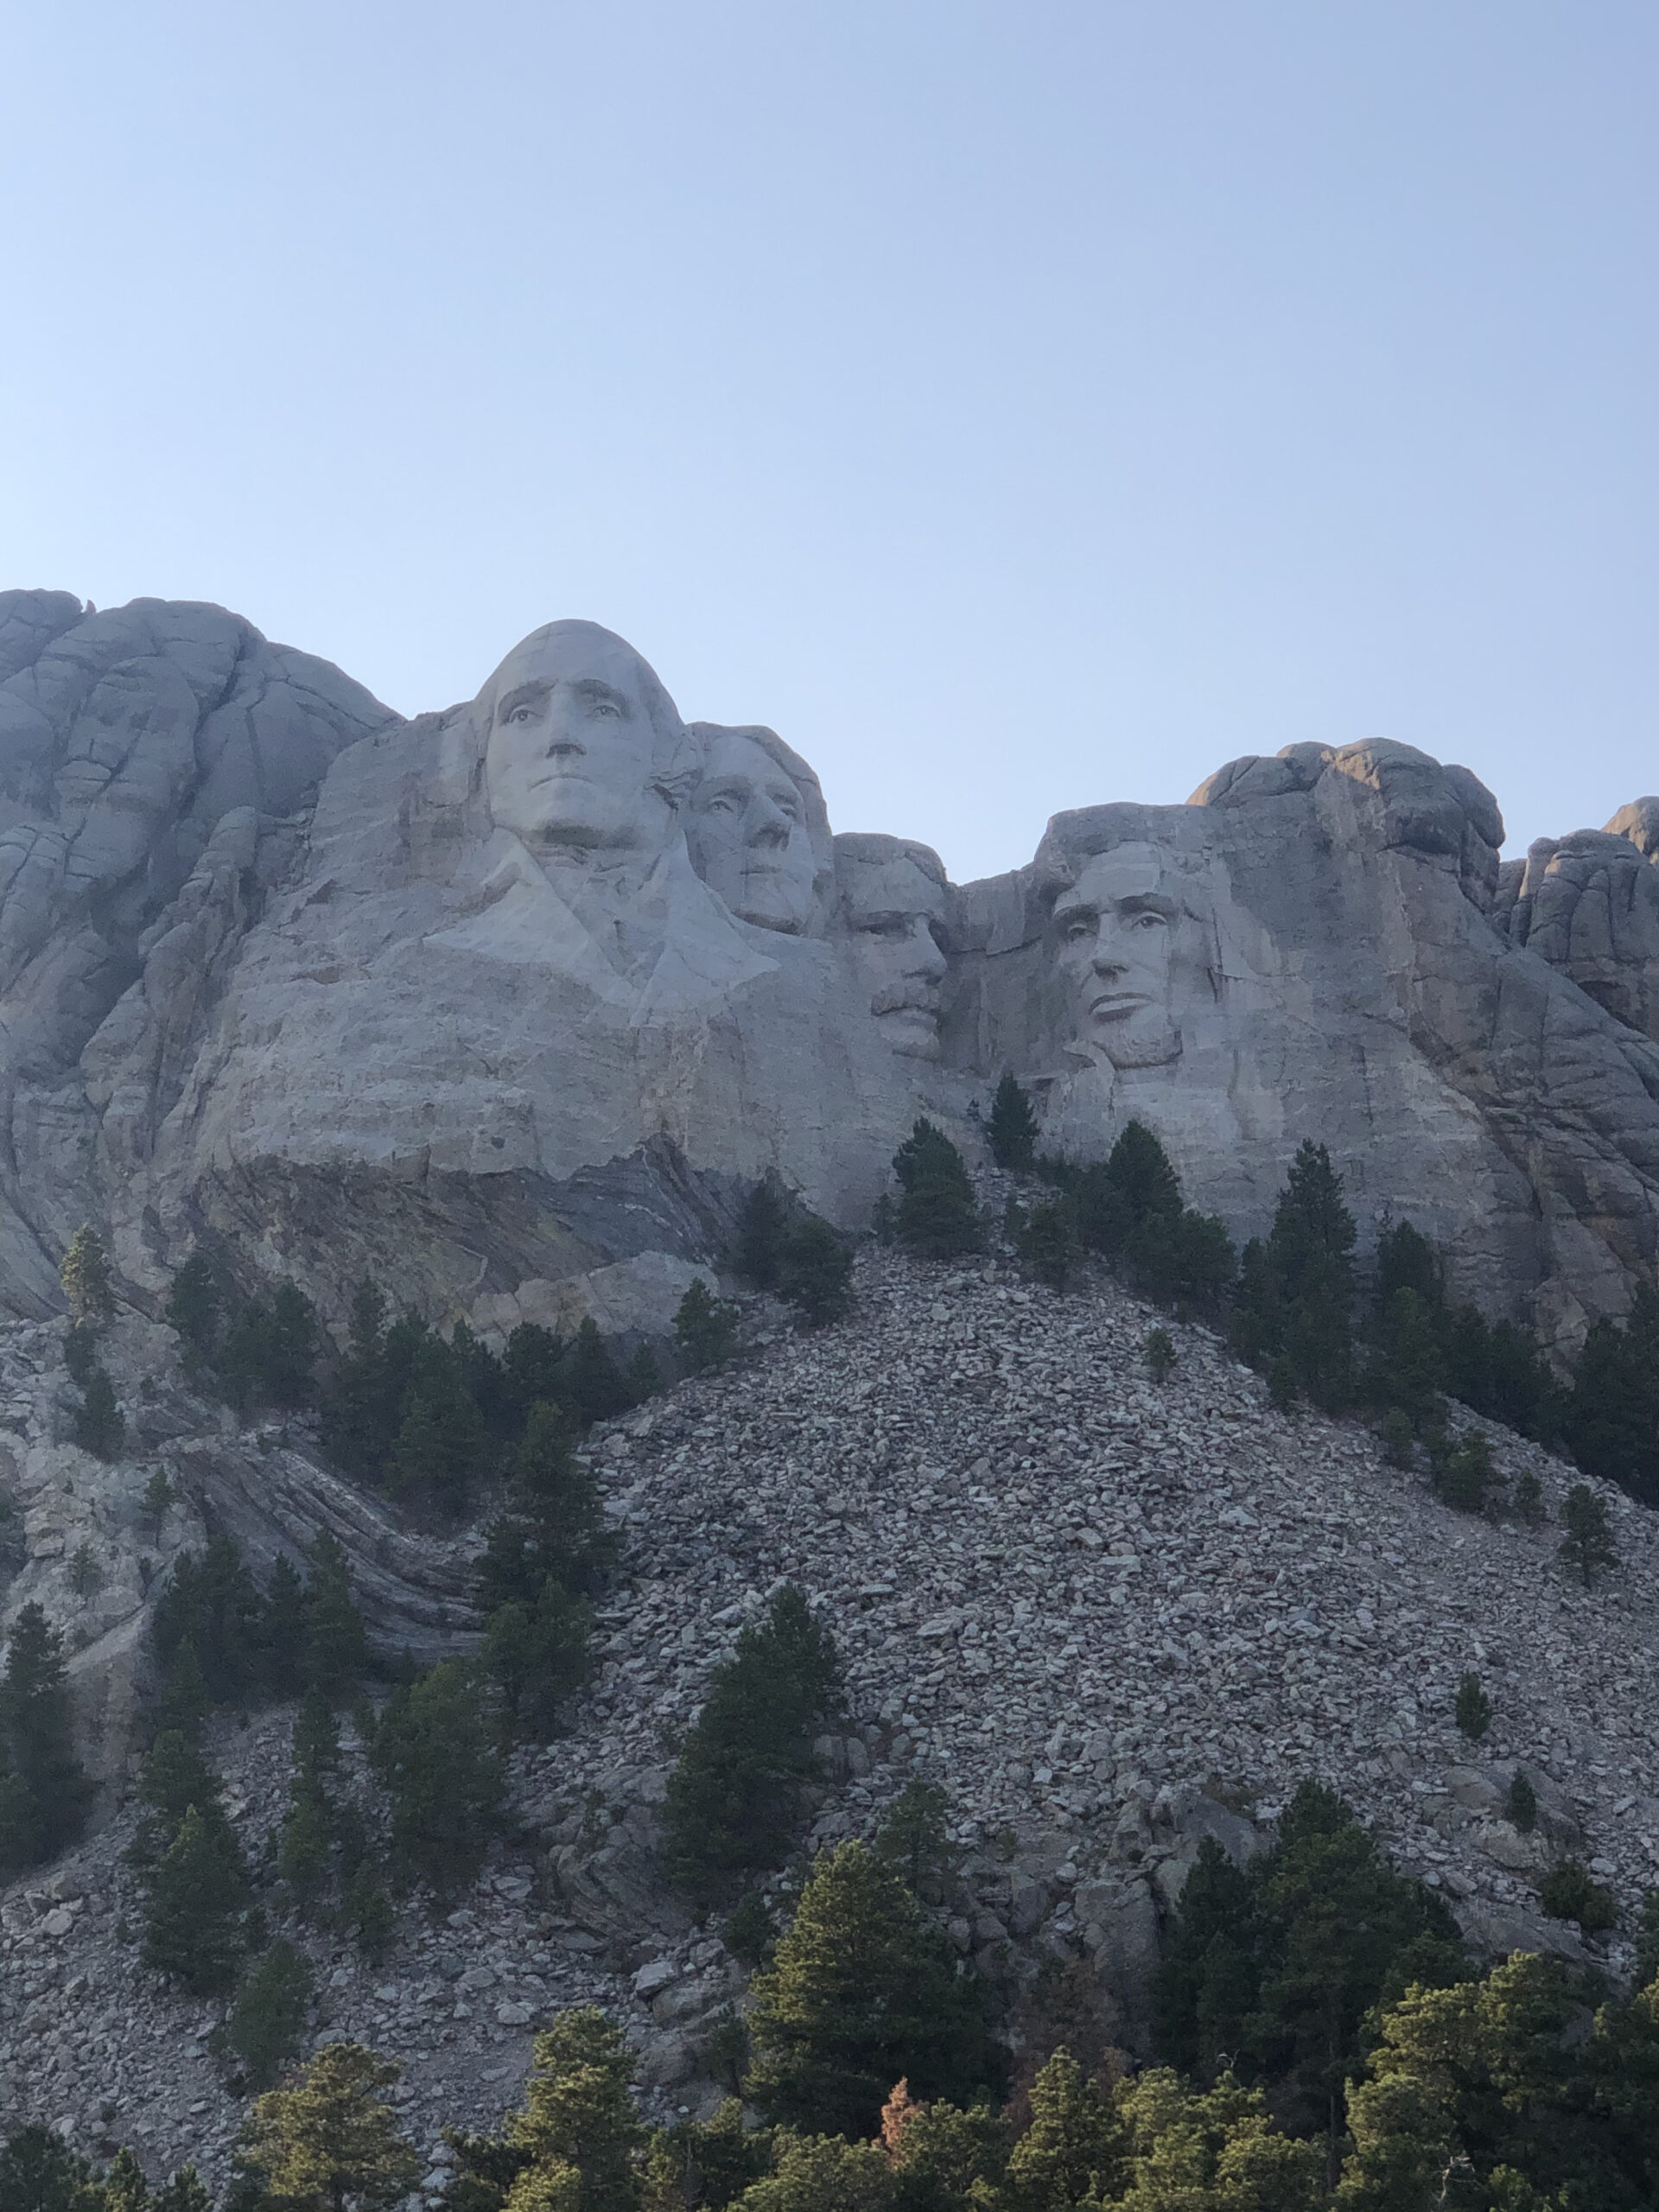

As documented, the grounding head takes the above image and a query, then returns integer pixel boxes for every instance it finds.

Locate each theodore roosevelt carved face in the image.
[687,726,821,933]
[1052,843,1185,1068]
[482,621,689,857]
[834,834,950,1058]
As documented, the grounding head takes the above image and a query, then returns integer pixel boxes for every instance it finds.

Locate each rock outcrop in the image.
[2,1234,1653,2184]
[7,593,1659,1352]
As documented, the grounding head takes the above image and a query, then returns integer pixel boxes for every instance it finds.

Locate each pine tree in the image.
[370,1661,505,1894]
[1016,1199,1077,1291]
[1146,1326,1176,1382]
[1455,1671,1491,1741]
[157,1641,212,1739]
[1268,1140,1357,1410]
[623,1343,661,1404]
[504,2008,645,2212]
[131,1726,225,1864]
[893,1119,981,1259]
[563,1316,630,1426]
[1562,1284,1659,1504]
[72,1366,124,1460]
[1505,1769,1538,1834]
[346,1865,397,1962]
[478,1399,605,1613]
[484,1579,593,1738]
[1434,1430,1496,1513]
[0,2123,105,2212]
[303,1529,369,1701]
[1540,1858,1618,1934]
[987,1072,1039,1173]
[746,1840,1001,2137]
[1372,1287,1445,1424]
[142,1801,255,1993]
[62,1319,98,1385]
[664,1586,842,1908]
[225,1940,315,2089]
[735,1179,789,1290]
[777,1215,855,1325]
[152,1535,266,1706]
[262,1281,321,1408]
[60,1224,115,1324]
[165,1254,223,1374]
[1635,1889,1659,1988]
[673,1279,741,1371]
[1560,1484,1617,1586]
[0,1603,92,1868]
[233,2042,421,2212]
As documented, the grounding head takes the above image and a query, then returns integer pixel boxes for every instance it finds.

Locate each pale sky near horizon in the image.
[3,3,1655,883]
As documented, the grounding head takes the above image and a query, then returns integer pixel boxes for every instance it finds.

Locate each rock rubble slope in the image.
[1,1241,1656,2194]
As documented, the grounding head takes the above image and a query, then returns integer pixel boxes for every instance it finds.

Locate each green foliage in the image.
[1145,1327,1176,1383]
[483,1578,594,1737]
[1234,1141,1357,1411]
[165,1253,222,1373]
[63,1319,99,1385]
[0,2123,106,2212]
[723,1890,776,1969]
[1433,1429,1497,1514]
[987,1072,1039,1174]
[1559,1483,1617,1586]
[644,2099,770,2210]
[624,1343,661,1403]
[1540,1857,1618,1935]
[371,1660,505,1893]
[746,1840,1001,2138]
[1337,1950,1659,2212]
[302,1529,369,1702]
[72,1365,124,1460]
[893,1120,982,1259]
[140,1466,173,1537]
[1265,1356,1297,1414]
[735,1179,789,1291]
[664,1586,843,1908]
[152,1531,368,1714]
[346,1865,397,1962]
[734,2132,894,2211]
[60,1224,115,1324]
[1562,1282,1659,1504]
[675,1279,742,1371]
[142,1799,257,1993]
[1454,1671,1491,1742]
[1376,1408,1414,1469]
[233,2041,421,2212]
[0,1602,92,1873]
[1504,1768,1538,1834]
[1370,1287,1444,1426]
[224,1939,315,2089]
[1512,1469,1545,1525]
[1636,1890,1659,1988]
[777,1215,855,1325]
[507,2009,645,2212]
[217,1279,321,1414]
[873,1779,960,1909]
[567,1316,633,1425]
[1004,2047,1127,2209]
[157,1641,212,1738]
[1016,1199,1077,1292]
[1152,1783,1465,2136]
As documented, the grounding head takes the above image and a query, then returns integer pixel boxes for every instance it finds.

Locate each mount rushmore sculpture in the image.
[3,587,1659,1352]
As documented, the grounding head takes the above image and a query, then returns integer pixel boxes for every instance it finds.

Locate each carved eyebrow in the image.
[495,681,550,721]
[572,677,633,715]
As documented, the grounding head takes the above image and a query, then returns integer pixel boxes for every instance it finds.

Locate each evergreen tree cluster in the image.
[150,1530,369,1715]
[475,1395,602,1739]
[734,1182,855,1326]
[164,1256,657,1516]
[663,1586,844,1909]
[0,1602,93,1877]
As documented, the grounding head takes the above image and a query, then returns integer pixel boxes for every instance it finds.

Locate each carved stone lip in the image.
[1087,990,1154,1019]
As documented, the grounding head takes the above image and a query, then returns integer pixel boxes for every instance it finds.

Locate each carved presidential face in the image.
[838,847,949,1058]
[1053,845,1184,1068]
[484,627,670,855]
[687,729,817,932]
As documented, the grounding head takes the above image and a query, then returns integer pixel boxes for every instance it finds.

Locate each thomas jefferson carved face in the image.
[484,624,676,856]
[836,838,949,1058]
[687,729,818,932]
[1052,845,1184,1068]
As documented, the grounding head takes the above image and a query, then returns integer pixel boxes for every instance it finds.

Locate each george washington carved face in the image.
[481,621,688,857]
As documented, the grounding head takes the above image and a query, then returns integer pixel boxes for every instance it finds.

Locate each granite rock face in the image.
[5,594,1659,1349]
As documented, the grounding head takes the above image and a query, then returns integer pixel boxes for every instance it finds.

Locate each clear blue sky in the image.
[4,3,1655,882]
